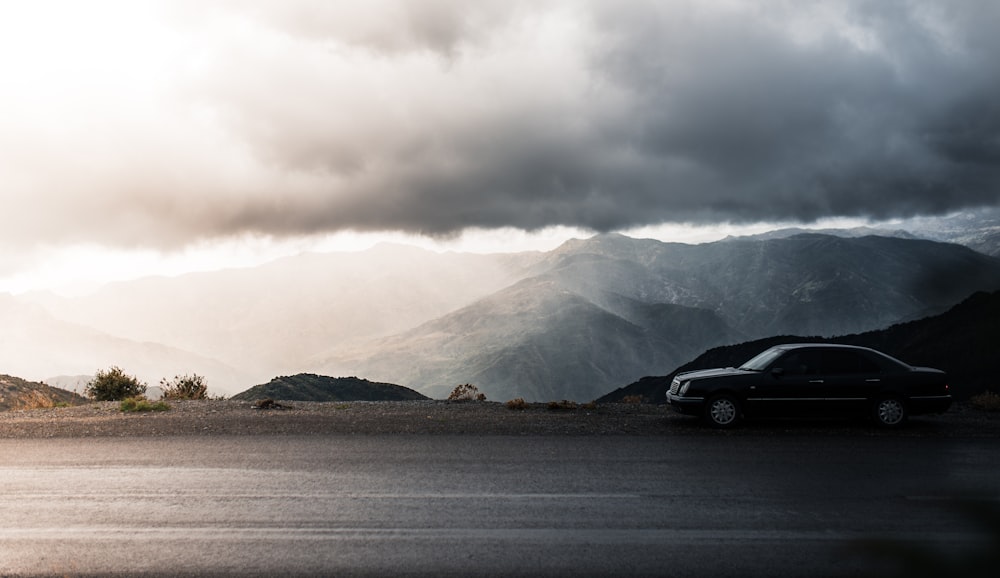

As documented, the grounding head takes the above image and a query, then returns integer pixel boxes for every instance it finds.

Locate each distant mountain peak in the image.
[724,227,920,242]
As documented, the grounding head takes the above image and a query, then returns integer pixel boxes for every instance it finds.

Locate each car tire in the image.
[872,396,908,428]
[704,394,741,428]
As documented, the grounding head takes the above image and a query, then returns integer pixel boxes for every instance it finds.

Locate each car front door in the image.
[750,349,827,416]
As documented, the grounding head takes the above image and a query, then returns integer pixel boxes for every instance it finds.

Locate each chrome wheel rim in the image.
[877,399,904,425]
[710,398,737,425]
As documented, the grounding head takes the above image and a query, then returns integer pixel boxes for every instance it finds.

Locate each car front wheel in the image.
[704,394,741,428]
[873,396,908,428]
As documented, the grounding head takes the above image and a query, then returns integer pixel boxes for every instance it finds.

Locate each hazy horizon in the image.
[3,218,878,295]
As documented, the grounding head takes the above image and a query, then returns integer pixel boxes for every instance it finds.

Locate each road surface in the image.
[1,434,997,576]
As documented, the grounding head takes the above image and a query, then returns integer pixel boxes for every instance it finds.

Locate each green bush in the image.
[120,396,170,413]
[85,366,147,401]
[160,373,209,400]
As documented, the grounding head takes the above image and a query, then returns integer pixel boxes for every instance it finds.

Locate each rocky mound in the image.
[0,375,88,411]
[232,374,429,402]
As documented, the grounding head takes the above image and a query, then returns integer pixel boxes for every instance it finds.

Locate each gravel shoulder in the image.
[1,399,998,438]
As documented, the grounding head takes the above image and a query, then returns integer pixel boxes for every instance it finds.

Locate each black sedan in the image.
[666,343,951,428]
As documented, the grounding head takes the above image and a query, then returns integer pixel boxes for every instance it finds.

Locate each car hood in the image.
[676,367,753,381]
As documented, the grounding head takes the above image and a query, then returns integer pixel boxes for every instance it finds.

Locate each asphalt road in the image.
[1,434,998,577]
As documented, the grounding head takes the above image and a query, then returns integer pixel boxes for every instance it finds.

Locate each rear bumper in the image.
[908,395,952,415]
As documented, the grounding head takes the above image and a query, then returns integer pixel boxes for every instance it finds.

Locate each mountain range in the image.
[315,233,1000,401]
[749,207,1000,257]
[5,209,1000,402]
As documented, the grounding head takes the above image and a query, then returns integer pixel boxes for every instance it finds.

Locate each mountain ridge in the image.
[598,289,1000,404]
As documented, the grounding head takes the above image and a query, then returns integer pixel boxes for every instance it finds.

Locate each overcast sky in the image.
[2,0,998,291]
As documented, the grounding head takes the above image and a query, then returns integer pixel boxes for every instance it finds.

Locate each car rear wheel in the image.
[704,394,741,428]
[872,396,908,428]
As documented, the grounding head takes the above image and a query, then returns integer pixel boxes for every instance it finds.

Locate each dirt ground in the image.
[1,399,997,438]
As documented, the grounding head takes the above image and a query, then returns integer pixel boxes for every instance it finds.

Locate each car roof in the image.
[765,343,913,369]
[772,343,875,353]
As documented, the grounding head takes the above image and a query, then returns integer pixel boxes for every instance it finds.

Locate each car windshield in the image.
[739,347,785,371]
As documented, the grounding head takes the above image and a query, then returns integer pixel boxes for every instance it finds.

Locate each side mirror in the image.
[771,367,785,377]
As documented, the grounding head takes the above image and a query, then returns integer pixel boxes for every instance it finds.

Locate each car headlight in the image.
[679,381,690,395]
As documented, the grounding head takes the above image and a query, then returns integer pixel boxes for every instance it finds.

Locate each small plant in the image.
[969,391,1000,411]
[160,373,209,400]
[119,396,170,413]
[85,366,147,401]
[253,398,291,410]
[621,395,644,405]
[448,383,486,402]
[582,401,598,410]
[506,397,529,410]
[547,400,578,411]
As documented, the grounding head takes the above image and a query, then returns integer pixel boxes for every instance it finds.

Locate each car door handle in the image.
[866,379,880,382]
[808,379,824,384]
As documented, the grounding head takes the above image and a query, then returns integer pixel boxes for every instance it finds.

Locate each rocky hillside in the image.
[599,289,1000,403]
[231,374,429,402]
[0,375,88,411]
[322,276,738,402]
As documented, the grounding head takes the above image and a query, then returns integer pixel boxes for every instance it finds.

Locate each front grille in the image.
[669,378,681,395]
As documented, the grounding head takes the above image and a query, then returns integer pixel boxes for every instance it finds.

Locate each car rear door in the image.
[817,349,882,414]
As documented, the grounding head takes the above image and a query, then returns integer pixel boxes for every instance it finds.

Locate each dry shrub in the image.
[622,395,644,405]
[160,374,210,400]
[506,397,529,410]
[582,401,598,410]
[547,400,578,411]
[254,398,291,410]
[969,391,1000,411]
[448,383,486,402]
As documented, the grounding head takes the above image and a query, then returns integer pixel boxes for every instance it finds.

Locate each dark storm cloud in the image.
[217,0,1000,236]
[555,0,1000,226]
[3,0,999,249]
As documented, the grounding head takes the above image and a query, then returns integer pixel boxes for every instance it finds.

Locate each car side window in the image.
[776,351,822,376]
[822,350,882,375]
